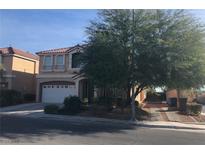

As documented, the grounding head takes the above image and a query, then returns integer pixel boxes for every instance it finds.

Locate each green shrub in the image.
[0,90,22,107]
[186,103,202,116]
[23,93,36,102]
[63,96,81,114]
[44,104,59,114]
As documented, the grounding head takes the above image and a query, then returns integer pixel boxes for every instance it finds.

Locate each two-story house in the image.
[36,44,89,103]
[0,47,39,94]
[36,44,146,104]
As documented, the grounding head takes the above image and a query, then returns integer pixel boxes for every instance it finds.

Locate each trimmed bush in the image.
[23,93,36,102]
[44,104,59,114]
[0,90,22,107]
[186,103,202,116]
[63,96,81,114]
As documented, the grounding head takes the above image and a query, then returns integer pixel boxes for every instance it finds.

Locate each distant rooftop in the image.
[0,47,39,60]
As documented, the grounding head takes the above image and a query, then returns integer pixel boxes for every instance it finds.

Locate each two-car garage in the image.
[41,82,77,103]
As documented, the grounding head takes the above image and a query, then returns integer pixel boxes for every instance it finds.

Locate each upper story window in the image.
[55,55,64,70]
[72,52,82,68]
[43,55,52,71]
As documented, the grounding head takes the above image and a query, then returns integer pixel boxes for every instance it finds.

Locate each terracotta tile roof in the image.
[36,47,71,54]
[36,44,86,55]
[0,47,39,60]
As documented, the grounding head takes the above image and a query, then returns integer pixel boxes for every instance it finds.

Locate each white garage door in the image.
[42,84,77,103]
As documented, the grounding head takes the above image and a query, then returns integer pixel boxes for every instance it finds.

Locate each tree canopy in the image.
[81,10,205,120]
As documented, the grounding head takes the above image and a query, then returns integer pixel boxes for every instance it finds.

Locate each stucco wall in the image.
[11,71,36,94]
[1,54,39,95]
[166,89,195,103]
[12,56,36,74]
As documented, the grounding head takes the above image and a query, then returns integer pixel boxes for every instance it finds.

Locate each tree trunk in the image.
[130,86,136,121]
[126,84,131,105]
[176,88,180,109]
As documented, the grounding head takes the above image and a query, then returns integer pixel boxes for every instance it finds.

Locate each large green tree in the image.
[82,10,205,120]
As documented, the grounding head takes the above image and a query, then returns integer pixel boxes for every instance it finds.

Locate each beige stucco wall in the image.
[35,60,39,74]
[12,56,37,74]
[1,54,39,95]
[166,89,194,104]
[11,55,38,94]
[11,71,36,94]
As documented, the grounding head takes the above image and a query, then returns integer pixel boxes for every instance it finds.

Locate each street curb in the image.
[136,122,205,131]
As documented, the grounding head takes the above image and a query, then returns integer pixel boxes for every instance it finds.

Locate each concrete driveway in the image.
[0,103,44,116]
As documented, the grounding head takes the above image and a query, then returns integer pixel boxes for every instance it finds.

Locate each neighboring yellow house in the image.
[0,47,39,95]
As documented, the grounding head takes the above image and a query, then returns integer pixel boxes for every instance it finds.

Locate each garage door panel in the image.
[42,85,77,103]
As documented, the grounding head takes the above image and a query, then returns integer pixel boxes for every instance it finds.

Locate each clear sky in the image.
[0,9,205,54]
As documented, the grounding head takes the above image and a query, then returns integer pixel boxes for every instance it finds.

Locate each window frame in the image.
[54,54,65,71]
[55,54,65,66]
[42,55,53,71]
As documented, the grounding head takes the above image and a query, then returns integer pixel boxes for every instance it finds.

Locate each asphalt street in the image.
[0,115,205,144]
